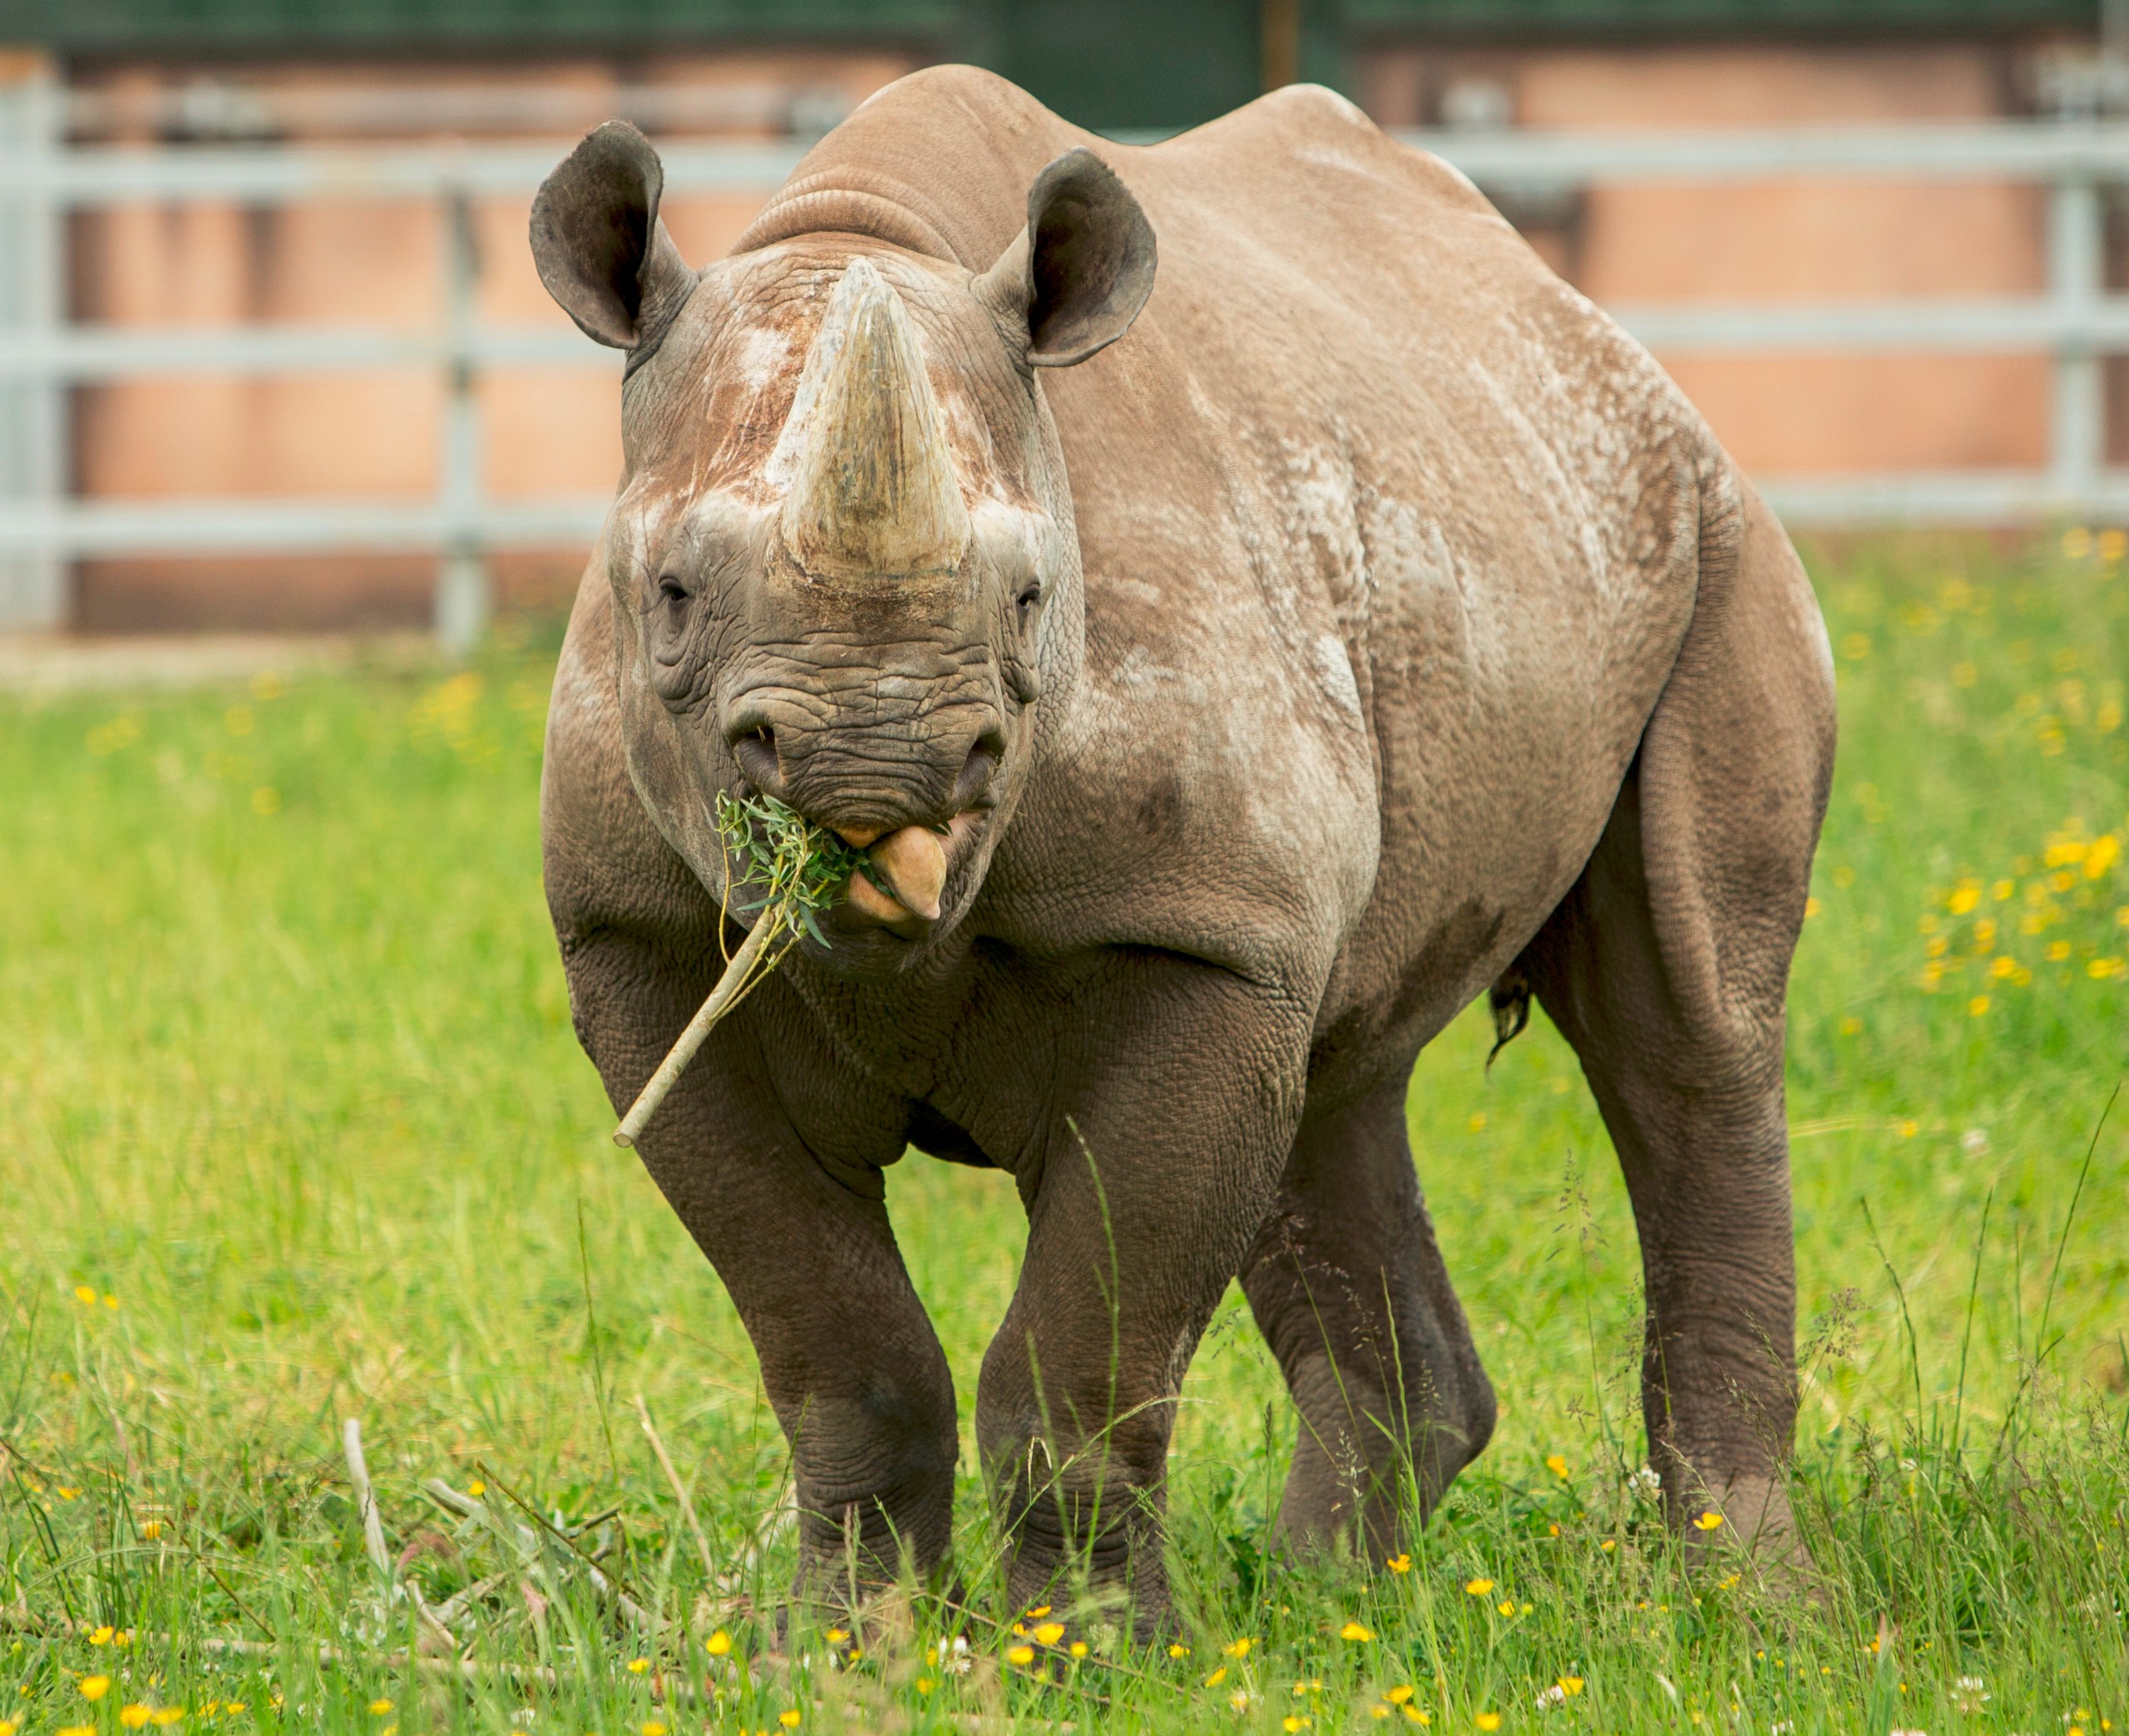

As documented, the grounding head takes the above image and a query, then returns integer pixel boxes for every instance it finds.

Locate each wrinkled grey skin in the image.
[535,67,1837,1633]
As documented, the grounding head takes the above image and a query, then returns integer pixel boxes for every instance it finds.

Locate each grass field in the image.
[2,535,2126,1735]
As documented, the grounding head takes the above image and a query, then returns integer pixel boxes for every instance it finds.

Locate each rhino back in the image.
[731,69,1717,1065]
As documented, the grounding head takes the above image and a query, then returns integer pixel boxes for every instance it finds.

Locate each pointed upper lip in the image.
[828,811,984,940]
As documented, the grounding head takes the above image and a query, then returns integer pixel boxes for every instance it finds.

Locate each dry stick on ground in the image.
[342,1418,462,1655]
[634,1393,718,1584]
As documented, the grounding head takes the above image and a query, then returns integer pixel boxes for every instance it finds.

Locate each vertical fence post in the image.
[2048,171,2106,512]
[435,181,488,657]
[0,52,63,629]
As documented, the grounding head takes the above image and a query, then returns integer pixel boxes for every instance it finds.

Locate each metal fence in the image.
[6,85,2129,641]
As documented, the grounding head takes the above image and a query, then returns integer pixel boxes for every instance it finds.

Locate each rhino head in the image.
[532,122,1154,966]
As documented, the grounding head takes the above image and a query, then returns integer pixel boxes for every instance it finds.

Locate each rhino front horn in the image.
[778,256,972,583]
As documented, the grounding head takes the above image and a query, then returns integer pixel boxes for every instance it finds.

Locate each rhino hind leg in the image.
[1240,1079,1496,1564]
[1518,479,1835,1566]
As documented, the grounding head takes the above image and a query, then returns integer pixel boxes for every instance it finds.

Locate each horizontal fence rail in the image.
[4,110,2129,636]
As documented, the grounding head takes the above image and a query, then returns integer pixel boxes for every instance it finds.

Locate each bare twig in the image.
[614,918,774,1147]
[474,1461,659,1632]
[341,1418,390,1578]
[342,1419,463,1655]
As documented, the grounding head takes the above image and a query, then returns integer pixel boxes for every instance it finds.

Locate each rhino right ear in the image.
[531,121,695,359]
[976,148,1156,368]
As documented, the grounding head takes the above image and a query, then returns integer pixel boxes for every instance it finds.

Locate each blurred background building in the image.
[0,0,2112,634]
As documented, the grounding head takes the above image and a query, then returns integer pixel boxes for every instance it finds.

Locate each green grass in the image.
[2,538,2126,1735]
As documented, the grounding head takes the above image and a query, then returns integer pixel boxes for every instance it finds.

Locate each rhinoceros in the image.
[531,66,1835,1630]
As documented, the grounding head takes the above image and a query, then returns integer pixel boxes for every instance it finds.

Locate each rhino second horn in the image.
[779,257,972,583]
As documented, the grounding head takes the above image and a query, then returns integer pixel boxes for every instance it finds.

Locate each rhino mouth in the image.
[827,809,986,942]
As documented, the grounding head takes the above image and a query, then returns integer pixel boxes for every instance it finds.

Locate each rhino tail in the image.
[1485,964,1531,1068]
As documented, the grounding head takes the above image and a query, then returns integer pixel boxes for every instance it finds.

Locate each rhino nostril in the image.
[731,726,781,792]
[951,732,1003,807]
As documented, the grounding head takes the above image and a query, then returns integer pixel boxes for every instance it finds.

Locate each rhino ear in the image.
[976,147,1156,368]
[531,121,695,358]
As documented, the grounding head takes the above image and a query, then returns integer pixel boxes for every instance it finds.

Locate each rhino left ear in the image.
[976,147,1156,368]
[531,121,696,361]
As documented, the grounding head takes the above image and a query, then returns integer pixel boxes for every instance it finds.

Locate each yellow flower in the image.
[1388,1687,1415,1705]
[1467,1113,1487,1133]
[824,1630,847,1646]
[641,1724,667,1736]
[1386,1553,1412,1573]
[1692,1512,1724,1531]
[1478,1716,1502,1732]
[121,1707,152,1729]
[74,1286,96,1306]
[82,1679,112,1702]
[467,1480,485,1497]
[91,1627,115,1645]
[1804,897,1821,918]
[141,1521,164,1540]
[368,1701,393,1715]
[1224,1638,1254,1659]
[1069,1642,1089,1659]
[1968,994,1991,1017]
[1283,1719,1305,1734]
[57,1485,80,1499]
[2049,940,2073,961]
[224,1704,245,1716]
[627,1658,651,1674]
[1498,1601,1515,1616]
[1544,1454,1568,1478]
[0,1721,16,1736]
[1600,1539,1617,1552]
[58,1727,96,1736]
[1340,1620,1375,1642]
[1465,1578,1494,1596]
[778,1714,801,1730]
[1558,1677,1584,1696]
[705,1630,731,1657]
[1372,1710,1391,1723]
[1008,1645,1035,1667]
[151,1721,184,1732]
[1033,1622,1064,1646]
[916,1677,935,1694]
[1168,1644,1190,1659]
[1402,1710,1430,1727]
[1025,1605,1050,1618]
[1204,1667,1228,1688]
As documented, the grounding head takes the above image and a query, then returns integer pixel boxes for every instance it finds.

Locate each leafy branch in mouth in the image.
[612,792,867,1147]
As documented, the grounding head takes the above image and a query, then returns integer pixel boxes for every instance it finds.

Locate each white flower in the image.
[1628,1466,1662,1500]
[1535,1684,1567,1710]
[1961,1127,1989,1156]
[1954,1678,1990,1713]
[944,1635,973,1677]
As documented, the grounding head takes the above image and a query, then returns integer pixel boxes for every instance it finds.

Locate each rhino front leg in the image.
[562,925,961,1601]
[1241,1078,1494,1565]
[975,958,1309,1636]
